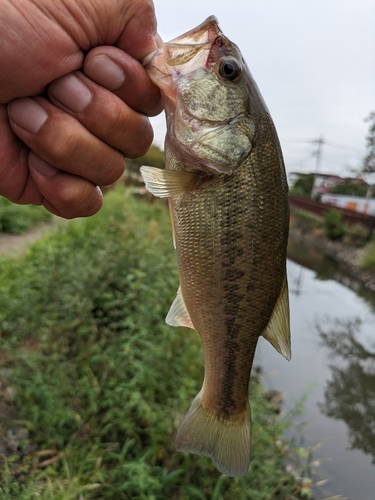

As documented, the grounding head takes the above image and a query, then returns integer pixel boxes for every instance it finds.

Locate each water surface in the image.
[255,244,375,499]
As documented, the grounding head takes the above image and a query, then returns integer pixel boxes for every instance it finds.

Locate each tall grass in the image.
[0,189,308,499]
[362,236,375,271]
[0,196,52,233]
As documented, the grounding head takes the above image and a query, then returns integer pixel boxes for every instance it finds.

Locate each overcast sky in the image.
[150,0,375,178]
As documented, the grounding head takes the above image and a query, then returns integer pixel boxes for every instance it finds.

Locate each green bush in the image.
[0,196,52,233]
[344,224,370,247]
[362,236,375,271]
[126,144,165,173]
[289,174,314,198]
[291,209,321,233]
[323,210,345,240]
[0,189,309,499]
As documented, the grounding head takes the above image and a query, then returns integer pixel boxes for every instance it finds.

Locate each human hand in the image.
[0,0,162,218]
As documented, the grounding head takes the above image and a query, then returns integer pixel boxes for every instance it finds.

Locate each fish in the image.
[140,16,290,477]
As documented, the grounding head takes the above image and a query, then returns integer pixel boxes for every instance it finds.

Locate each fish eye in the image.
[217,58,242,82]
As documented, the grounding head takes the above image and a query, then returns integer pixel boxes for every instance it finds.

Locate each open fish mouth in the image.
[142,16,220,67]
[142,16,236,92]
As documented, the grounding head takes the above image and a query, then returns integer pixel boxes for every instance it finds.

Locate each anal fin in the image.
[166,287,194,330]
[262,275,291,360]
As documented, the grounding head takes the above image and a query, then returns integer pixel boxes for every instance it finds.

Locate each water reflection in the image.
[317,317,375,462]
[259,259,375,498]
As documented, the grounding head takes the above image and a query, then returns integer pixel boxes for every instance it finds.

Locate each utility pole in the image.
[310,135,324,198]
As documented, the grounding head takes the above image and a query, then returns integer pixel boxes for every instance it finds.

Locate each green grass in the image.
[362,236,375,271]
[291,210,321,233]
[322,210,345,240]
[0,189,310,499]
[0,196,53,234]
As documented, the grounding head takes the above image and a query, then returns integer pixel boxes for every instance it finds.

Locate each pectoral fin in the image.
[262,275,291,360]
[140,166,200,198]
[166,287,194,330]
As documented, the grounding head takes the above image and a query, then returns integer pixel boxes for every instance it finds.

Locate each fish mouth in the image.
[163,16,227,71]
[142,16,231,101]
[167,15,220,47]
[142,16,220,67]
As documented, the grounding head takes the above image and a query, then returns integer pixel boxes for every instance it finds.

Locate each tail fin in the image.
[175,392,251,477]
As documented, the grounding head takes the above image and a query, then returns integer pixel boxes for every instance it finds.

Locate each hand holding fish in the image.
[0,0,162,218]
[141,17,291,476]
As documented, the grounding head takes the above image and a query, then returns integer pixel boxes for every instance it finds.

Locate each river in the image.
[255,239,375,500]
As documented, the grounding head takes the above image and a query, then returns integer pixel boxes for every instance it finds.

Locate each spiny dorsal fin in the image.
[140,166,200,198]
[262,275,291,360]
[166,287,194,329]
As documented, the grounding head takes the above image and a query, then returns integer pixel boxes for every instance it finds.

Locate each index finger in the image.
[84,47,163,116]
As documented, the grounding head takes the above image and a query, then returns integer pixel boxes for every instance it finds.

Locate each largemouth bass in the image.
[141,16,290,477]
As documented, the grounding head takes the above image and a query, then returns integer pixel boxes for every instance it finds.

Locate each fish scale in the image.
[140,16,290,476]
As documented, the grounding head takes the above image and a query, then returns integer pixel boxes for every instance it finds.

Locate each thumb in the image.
[115,1,159,60]
[0,0,158,103]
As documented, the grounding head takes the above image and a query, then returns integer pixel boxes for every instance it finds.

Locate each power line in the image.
[281,137,363,154]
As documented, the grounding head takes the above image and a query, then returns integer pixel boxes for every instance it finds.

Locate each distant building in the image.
[312,174,345,195]
[321,194,375,216]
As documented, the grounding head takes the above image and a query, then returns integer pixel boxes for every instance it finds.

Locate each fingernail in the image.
[8,98,48,134]
[49,74,92,113]
[29,152,58,177]
[85,55,125,91]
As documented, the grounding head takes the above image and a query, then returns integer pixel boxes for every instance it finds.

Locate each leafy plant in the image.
[0,196,52,234]
[0,188,310,498]
[291,209,321,233]
[322,210,345,240]
[126,144,165,173]
[362,236,375,271]
[289,174,314,198]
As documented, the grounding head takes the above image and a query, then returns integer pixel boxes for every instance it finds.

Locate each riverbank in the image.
[0,190,314,499]
[289,225,375,292]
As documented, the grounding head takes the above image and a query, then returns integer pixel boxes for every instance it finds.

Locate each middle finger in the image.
[48,71,154,158]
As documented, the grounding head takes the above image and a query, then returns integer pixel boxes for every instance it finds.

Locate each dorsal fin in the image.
[262,275,291,360]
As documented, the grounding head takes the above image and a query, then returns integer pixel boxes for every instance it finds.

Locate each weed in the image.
[0,197,52,234]
[362,236,375,271]
[322,210,345,240]
[0,188,309,498]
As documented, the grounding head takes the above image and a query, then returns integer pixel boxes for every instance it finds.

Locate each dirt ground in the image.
[0,218,63,256]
